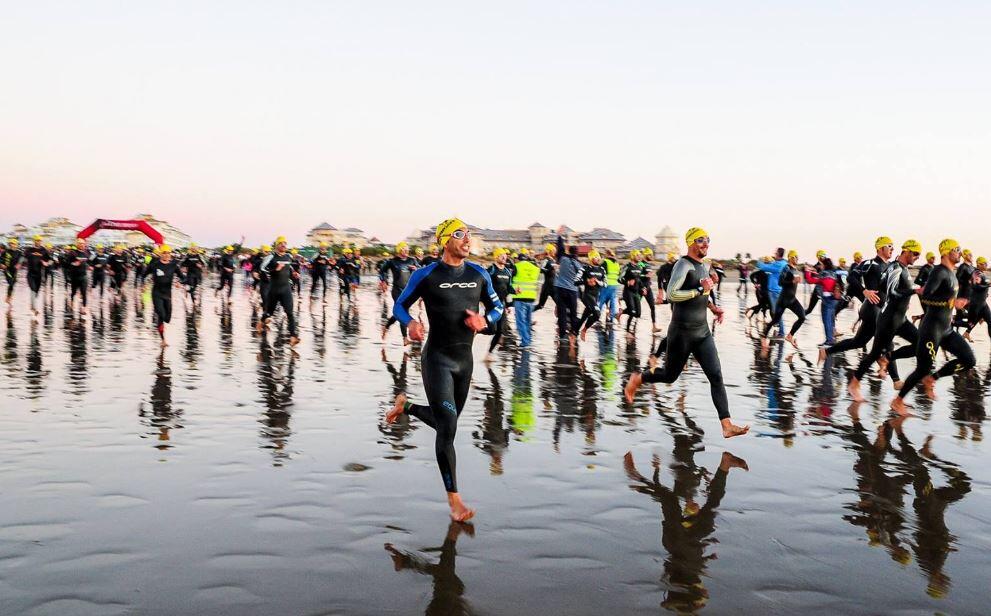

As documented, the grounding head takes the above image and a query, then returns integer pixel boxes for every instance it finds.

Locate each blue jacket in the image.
[757,259,788,294]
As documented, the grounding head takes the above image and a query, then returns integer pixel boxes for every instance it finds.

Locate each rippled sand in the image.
[1,276,989,615]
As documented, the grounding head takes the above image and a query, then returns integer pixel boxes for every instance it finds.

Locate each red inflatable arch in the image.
[77,219,164,244]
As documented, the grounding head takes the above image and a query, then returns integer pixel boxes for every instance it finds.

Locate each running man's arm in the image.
[666,259,702,303]
[474,264,504,326]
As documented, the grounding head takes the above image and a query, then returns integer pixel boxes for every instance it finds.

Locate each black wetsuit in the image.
[641,256,731,420]
[639,260,657,324]
[131,253,146,287]
[181,253,205,299]
[309,252,330,298]
[915,263,934,288]
[486,263,514,352]
[965,270,990,338]
[262,252,298,337]
[622,262,642,330]
[23,245,50,305]
[147,257,185,331]
[2,248,22,298]
[66,248,89,306]
[381,255,420,339]
[898,264,975,399]
[853,261,918,382]
[576,263,606,332]
[251,253,270,304]
[762,263,806,338]
[535,257,556,311]
[826,256,888,356]
[805,263,823,314]
[954,262,976,328]
[217,253,236,298]
[89,252,108,296]
[747,269,771,317]
[107,253,128,291]
[393,260,503,493]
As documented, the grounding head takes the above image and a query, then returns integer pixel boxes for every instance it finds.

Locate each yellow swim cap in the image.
[901,239,922,253]
[429,244,439,252]
[96,244,104,249]
[342,247,352,254]
[520,247,530,256]
[685,227,708,245]
[839,257,847,265]
[396,241,408,251]
[9,238,19,245]
[761,255,771,263]
[588,250,601,261]
[787,249,798,260]
[875,236,893,249]
[45,243,53,249]
[544,243,556,254]
[641,247,653,257]
[319,241,329,248]
[291,248,299,255]
[224,245,233,252]
[925,251,935,260]
[435,218,466,247]
[190,242,197,248]
[667,252,676,261]
[159,244,172,253]
[262,244,271,252]
[816,249,826,259]
[962,248,972,258]
[381,250,390,256]
[493,247,508,258]
[853,251,863,260]
[938,238,959,256]
[32,234,42,241]
[630,249,641,259]
[274,236,287,245]
[977,256,987,266]
[414,247,424,255]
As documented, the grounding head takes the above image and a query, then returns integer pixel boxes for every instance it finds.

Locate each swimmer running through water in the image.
[385,218,503,521]
[624,228,749,439]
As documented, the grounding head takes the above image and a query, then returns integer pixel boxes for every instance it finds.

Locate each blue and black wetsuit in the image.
[853,261,918,383]
[393,260,503,493]
[641,256,732,420]
[898,264,975,399]
[381,255,420,338]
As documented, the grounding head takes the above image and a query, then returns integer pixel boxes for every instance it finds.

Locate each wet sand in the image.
[1,276,989,615]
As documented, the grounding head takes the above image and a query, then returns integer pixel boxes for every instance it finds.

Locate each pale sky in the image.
[2,1,989,258]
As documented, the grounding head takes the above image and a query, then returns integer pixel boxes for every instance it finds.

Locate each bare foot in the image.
[580,328,588,342]
[761,337,770,351]
[448,492,475,522]
[818,347,827,364]
[890,396,911,415]
[785,334,798,349]
[386,393,406,424]
[892,380,904,390]
[255,320,265,334]
[719,451,749,471]
[290,336,300,347]
[720,418,750,438]
[963,331,973,343]
[847,377,864,402]
[923,375,937,400]
[876,356,889,379]
[624,372,642,403]
[160,339,168,348]
[402,337,411,346]
[647,355,658,371]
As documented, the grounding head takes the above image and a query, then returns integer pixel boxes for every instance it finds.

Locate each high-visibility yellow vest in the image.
[603,258,620,286]
[511,260,540,301]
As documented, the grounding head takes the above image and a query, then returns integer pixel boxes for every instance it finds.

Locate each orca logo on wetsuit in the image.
[439,282,477,289]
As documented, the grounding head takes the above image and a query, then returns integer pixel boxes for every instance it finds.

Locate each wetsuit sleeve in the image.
[261,254,274,273]
[666,259,701,303]
[757,260,784,276]
[886,267,914,300]
[393,264,432,326]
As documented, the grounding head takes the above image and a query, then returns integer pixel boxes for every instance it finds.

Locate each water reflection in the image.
[475,366,509,474]
[139,351,181,449]
[256,343,296,466]
[379,348,418,458]
[624,443,748,613]
[384,522,476,616]
[949,367,988,442]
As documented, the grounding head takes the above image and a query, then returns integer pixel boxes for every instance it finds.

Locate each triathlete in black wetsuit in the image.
[23,236,50,317]
[309,243,331,301]
[89,245,109,297]
[181,246,206,304]
[107,245,129,297]
[849,240,922,401]
[745,262,771,320]
[534,244,557,312]
[146,245,185,346]
[963,256,989,342]
[380,242,420,344]
[761,250,806,349]
[804,250,827,315]
[954,249,976,329]
[820,237,893,362]
[621,251,642,333]
[485,248,514,357]
[257,237,300,346]
[2,239,23,304]
[577,250,606,341]
[891,239,976,414]
[216,244,238,303]
[624,228,749,439]
[385,218,503,522]
[66,240,90,314]
[638,249,660,332]
[911,252,936,323]
[251,246,271,307]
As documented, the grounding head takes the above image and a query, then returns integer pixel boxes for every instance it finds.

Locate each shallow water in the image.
[2,276,989,615]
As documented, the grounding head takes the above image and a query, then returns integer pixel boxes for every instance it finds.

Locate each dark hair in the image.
[775,247,785,259]
[822,257,834,271]
[568,245,577,257]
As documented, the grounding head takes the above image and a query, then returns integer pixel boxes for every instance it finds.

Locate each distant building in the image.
[3,215,192,247]
[621,236,655,256]
[119,214,193,248]
[654,225,680,257]
[306,222,371,248]
[403,221,627,255]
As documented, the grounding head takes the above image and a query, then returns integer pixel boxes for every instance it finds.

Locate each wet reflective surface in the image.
[2,277,990,614]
